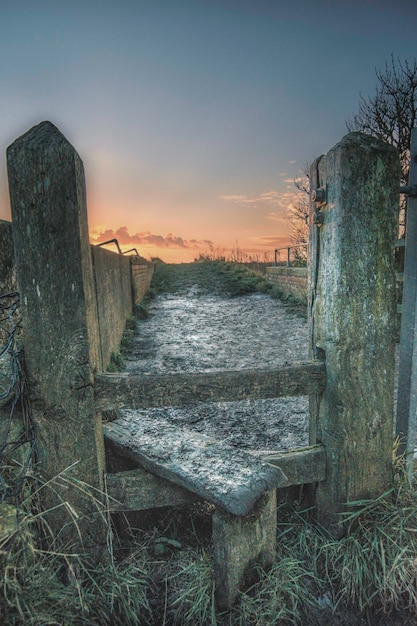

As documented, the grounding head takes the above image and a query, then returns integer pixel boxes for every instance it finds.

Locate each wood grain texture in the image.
[103,412,287,516]
[95,360,325,410]
[105,468,198,510]
[213,490,277,610]
[257,444,326,485]
[104,445,326,512]
[7,121,106,555]
[308,132,399,526]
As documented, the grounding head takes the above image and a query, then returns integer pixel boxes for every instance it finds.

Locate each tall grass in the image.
[2,459,417,624]
[107,313,140,372]
[150,258,274,298]
[197,240,273,270]
[0,491,155,625]
[207,260,273,296]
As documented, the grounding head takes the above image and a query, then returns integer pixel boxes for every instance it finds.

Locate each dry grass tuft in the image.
[2,439,417,625]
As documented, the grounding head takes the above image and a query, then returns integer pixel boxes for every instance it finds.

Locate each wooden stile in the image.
[95,360,325,410]
[103,412,287,516]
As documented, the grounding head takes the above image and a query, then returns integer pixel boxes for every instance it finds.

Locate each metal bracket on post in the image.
[312,186,326,226]
[395,128,417,465]
[400,184,417,197]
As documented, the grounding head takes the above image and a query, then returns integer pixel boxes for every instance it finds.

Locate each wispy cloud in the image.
[220,187,301,211]
[220,188,303,227]
[266,212,285,223]
[258,235,291,248]
[220,190,281,205]
[219,194,253,203]
[91,226,213,250]
[265,190,302,220]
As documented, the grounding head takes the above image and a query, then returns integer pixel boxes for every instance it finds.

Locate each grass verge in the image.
[2,458,417,624]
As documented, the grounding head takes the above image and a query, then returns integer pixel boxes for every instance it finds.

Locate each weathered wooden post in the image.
[7,121,107,557]
[308,132,399,529]
[212,490,277,610]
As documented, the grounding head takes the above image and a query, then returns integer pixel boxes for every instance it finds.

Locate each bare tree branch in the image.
[287,165,310,263]
[347,55,417,185]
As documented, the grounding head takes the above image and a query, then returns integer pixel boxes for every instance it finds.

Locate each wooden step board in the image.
[103,411,288,516]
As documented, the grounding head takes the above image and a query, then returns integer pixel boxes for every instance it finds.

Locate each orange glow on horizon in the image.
[90,233,291,264]
[85,172,295,263]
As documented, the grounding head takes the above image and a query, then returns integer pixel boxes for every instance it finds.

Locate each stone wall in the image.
[91,246,133,369]
[266,266,307,304]
[131,260,154,305]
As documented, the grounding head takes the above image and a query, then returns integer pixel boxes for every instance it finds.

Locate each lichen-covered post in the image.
[308,132,399,529]
[7,121,107,557]
[212,490,277,610]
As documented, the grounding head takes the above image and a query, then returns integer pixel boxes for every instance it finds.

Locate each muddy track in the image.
[122,264,310,452]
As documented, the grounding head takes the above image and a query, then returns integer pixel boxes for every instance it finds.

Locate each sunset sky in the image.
[1,0,416,262]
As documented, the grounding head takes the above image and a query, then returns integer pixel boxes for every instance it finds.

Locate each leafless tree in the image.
[286,166,310,264]
[287,57,417,253]
[347,55,417,185]
[347,56,417,236]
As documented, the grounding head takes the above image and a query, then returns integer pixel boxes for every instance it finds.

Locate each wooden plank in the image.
[105,468,198,511]
[95,360,325,410]
[105,445,327,513]
[103,413,287,516]
[257,444,326,485]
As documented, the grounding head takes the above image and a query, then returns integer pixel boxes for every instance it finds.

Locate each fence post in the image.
[7,121,107,558]
[395,128,417,462]
[308,132,399,530]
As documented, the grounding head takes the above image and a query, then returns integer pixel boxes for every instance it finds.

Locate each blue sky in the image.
[1,0,416,261]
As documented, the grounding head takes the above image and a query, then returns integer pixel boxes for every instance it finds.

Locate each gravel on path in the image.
[122,266,310,452]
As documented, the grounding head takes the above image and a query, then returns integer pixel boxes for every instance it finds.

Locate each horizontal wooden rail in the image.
[95,360,325,410]
[105,444,326,513]
[105,467,199,511]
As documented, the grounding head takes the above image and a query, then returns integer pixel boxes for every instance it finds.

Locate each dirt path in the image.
[123,264,310,452]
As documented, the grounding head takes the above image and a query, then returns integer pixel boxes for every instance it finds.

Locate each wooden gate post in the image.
[7,122,107,558]
[395,128,417,462]
[308,132,399,529]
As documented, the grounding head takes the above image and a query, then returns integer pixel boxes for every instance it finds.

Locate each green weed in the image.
[0,471,154,625]
[107,350,125,372]
[106,314,138,372]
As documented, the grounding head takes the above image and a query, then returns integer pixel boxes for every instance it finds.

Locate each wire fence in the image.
[274,243,308,267]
